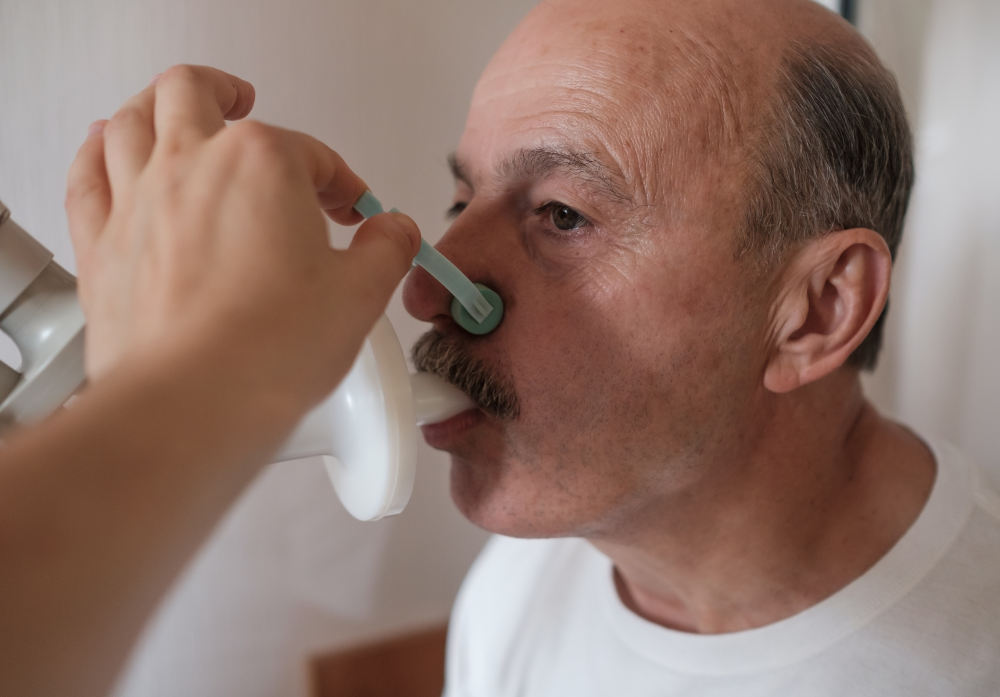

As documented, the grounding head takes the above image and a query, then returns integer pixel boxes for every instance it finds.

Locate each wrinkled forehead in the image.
[461,1,757,209]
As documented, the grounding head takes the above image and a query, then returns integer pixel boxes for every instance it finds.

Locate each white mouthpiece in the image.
[411,372,475,425]
[274,317,476,521]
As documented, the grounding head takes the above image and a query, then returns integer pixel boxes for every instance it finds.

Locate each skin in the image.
[403,0,935,634]
[0,66,419,697]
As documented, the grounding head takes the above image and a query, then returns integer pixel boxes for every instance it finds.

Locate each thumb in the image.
[337,211,421,314]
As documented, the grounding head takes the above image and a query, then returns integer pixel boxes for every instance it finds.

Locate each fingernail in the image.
[87,120,106,138]
[148,72,162,87]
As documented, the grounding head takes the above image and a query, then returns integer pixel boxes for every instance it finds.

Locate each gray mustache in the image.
[411,330,520,421]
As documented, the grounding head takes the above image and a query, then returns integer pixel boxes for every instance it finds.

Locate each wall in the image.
[0,1,535,695]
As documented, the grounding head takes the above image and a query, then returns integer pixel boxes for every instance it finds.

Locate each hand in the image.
[65,65,419,420]
[0,66,420,697]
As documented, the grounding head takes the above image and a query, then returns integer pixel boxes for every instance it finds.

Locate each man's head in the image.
[404,0,912,538]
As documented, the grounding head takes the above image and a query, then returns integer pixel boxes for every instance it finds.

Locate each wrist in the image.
[88,341,309,468]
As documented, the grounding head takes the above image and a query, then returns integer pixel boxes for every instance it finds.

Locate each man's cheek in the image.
[509,336,625,429]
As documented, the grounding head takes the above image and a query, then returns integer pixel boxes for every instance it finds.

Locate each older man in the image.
[405,0,1000,693]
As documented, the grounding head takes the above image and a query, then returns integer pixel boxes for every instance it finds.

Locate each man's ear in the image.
[763,229,891,394]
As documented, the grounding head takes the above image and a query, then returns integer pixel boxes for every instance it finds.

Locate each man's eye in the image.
[546,203,589,231]
[446,202,468,220]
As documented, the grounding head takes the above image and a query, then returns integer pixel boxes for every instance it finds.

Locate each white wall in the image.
[0,1,535,695]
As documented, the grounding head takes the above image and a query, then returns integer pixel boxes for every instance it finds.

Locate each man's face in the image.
[403,1,771,538]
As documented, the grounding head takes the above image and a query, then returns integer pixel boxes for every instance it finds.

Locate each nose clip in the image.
[450,283,503,335]
[353,191,504,335]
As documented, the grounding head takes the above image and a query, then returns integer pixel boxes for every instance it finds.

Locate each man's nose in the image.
[402,218,499,329]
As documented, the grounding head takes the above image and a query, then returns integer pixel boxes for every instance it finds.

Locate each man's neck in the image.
[590,372,936,634]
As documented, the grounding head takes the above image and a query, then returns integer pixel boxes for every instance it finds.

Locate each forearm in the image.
[0,349,302,697]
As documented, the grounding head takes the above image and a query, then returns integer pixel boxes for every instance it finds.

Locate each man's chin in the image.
[422,412,534,534]
[447,455,582,539]
[449,459,522,536]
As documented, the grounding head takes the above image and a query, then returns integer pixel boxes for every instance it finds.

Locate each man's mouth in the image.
[420,408,486,449]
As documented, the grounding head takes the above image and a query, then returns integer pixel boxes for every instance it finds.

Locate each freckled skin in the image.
[404,0,935,633]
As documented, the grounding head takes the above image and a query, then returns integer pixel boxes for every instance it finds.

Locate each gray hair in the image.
[739,42,914,370]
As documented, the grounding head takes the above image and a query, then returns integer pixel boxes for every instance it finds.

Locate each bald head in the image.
[483,3,853,163]
[475,0,911,367]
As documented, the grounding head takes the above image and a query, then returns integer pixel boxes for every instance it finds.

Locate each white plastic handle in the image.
[0,202,87,430]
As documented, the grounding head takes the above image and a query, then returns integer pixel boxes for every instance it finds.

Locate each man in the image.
[0,66,419,697]
[404,0,1000,693]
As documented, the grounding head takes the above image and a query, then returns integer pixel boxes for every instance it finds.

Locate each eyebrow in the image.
[449,147,633,207]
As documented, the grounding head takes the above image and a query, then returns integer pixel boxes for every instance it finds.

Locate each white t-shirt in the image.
[445,441,1000,696]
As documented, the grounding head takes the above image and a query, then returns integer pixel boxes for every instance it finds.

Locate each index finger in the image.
[153,65,255,152]
[284,129,370,226]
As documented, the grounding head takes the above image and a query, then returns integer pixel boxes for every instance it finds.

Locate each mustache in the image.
[411,330,520,421]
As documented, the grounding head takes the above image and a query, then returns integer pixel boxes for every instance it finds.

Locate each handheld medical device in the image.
[0,196,489,520]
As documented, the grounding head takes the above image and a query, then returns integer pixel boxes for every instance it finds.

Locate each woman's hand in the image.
[65,65,419,421]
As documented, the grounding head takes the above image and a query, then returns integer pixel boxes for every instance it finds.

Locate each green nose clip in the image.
[353,190,503,335]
